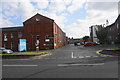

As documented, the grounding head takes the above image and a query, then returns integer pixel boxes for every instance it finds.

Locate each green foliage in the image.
[0,52,49,55]
[96,26,108,44]
[82,36,89,42]
[105,48,120,50]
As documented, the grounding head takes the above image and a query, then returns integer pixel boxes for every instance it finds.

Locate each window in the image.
[109,28,111,31]
[36,35,40,40]
[45,35,49,39]
[11,42,14,49]
[18,32,22,38]
[45,39,50,42]
[109,36,112,39]
[117,23,119,29]
[35,18,40,22]
[4,33,7,41]
[118,33,120,35]
[11,33,14,38]
[4,43,7,48]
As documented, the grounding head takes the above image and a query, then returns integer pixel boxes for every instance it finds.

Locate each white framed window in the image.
[45,39,50,42]
[11,33,14,38]
[4,33,7,41]
[109,36,112,39]
[117,23,119,29]
[4,43,6,48]
[18,32,22,38]
[36,35,40,40]
[11,42,14,49]
[109,28,111,31]
[11,43,12,49]
[35,18,40,22]
[45,35,49,39]
[118,33,120,35]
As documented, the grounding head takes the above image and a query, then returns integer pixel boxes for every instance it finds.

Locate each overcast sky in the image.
[0,0,119,38]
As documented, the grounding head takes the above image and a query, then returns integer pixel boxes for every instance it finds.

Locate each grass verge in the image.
[105,48,120,50]
[0,52,49,56]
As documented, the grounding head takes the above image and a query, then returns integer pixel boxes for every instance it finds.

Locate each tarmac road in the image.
[2,44,119,78]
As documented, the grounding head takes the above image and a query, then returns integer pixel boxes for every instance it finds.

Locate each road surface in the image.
[2,44,119,79]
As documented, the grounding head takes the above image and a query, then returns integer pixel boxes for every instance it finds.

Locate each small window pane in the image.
[11,33,14,38]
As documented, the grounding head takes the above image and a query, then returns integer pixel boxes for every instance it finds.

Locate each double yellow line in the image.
[96,50,118,57]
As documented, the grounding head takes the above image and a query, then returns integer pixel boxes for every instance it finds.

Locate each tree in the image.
[82,36,89,42]
[96,26,108,44]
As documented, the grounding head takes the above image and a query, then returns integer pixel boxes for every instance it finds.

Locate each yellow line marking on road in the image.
[3,65,38,67]
[96,50,118,57]
[2,59,31,61]
[2,53,53,61]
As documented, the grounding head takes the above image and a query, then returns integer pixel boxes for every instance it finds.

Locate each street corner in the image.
[96,50,119,57]
[41,52,52,56]
[2,51,52,60]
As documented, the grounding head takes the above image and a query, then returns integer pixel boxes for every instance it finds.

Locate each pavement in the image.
[1,44,119,79]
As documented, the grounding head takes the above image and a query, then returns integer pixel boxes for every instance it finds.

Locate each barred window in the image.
[36,35,40,40]
[11,33,14,38]
[4,33,7,41]
[18,32,22,38]
[45,35,49,39]
[11,42,14,49]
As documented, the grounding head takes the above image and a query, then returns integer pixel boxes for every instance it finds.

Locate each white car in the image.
[77,43,81,46]
[95,42,100,45]
[0,48,13,54]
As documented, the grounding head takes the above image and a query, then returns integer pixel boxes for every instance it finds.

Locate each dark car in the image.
[74,42,81,46]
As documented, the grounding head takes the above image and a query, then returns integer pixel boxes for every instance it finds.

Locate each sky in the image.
[0,0,119,38]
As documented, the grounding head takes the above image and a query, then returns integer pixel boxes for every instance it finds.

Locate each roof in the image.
[1,26,23,32]
[53,22,65,34]
[23,13,54,24]
[106,14,120,28]
[73,38,83,40]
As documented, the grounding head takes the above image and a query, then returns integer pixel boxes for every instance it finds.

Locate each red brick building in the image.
[1,13,67,51]
[106,15,120,44]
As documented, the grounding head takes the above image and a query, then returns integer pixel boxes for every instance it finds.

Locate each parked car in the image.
[84,42,96,46]
[95,42,100,45]
[74,42,81,46]
[0,48,13,54]
[76,43,81,46]
[81,42,85,45]
[74,42,77,46]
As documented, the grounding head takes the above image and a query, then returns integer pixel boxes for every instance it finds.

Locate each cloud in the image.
[0,0,69,27]
[65,2,118,38]
[67,0,86,13]
[87,0,119,2]
[85,2,118,25]
[65,19,91,38]
[35,0,49,9]
[45,12,68,29]
[1,0,36,27]
[85,2,118,11]
[48,0,67,13]
[1,0,119,39]
[0,18,13,27]
[63,0,72,5]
